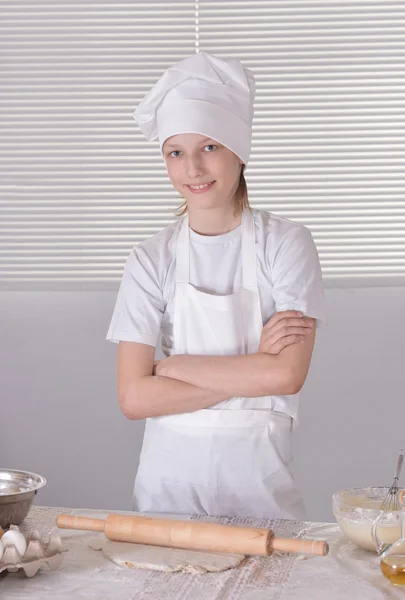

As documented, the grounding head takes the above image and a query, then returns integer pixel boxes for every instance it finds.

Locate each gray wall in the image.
[1,287,404,522]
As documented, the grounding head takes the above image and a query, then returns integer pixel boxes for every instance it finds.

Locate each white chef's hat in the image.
[133,52,255,165]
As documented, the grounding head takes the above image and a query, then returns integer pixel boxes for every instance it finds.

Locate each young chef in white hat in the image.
[107,52,326,520]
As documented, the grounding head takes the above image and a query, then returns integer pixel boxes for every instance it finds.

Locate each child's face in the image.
[163,133,243,212]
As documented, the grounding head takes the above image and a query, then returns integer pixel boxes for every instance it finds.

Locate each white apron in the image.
[133,210,305,520]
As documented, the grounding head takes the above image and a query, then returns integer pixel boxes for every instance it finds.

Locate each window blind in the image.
[1,0,404,288]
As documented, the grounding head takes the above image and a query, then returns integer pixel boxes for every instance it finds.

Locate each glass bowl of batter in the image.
[333,487,402,552]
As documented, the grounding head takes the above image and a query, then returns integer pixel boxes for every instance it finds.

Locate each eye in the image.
[169,150,181,158]
[203,144,217,152]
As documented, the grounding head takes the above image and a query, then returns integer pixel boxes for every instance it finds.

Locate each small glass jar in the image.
[373,489,405,586]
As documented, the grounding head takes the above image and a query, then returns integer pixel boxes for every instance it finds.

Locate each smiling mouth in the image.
[186,181,215,193]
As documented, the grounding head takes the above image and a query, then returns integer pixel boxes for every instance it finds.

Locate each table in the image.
[1,506,404,599]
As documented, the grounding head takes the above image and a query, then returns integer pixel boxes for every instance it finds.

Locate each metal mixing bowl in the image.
[0,469,47,528]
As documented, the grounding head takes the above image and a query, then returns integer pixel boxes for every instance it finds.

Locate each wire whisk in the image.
[381,449,405,512]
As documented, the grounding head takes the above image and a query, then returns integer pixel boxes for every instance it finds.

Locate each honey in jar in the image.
[381,554,405,585]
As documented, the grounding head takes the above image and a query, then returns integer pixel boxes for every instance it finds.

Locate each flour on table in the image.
[88,538,245,574]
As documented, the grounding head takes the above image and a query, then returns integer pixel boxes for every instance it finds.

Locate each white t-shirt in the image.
[106,208,327,421]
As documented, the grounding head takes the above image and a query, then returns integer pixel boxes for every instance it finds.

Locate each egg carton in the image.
[0,525,63,578]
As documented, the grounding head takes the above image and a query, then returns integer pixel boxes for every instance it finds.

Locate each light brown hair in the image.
[176,165,250,217]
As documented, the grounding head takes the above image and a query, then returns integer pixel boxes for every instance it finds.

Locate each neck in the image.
[187,205,243,236]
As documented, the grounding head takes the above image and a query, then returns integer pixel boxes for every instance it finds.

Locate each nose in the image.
[185,154,205,180]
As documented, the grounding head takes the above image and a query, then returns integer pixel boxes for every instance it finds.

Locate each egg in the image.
[1,529,27,557]
[0,539,3,560]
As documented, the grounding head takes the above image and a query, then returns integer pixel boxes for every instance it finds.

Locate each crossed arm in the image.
[117,311,316,420]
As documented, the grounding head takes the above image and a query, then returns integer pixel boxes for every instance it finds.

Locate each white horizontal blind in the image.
[199,0,405,282]
[0,1,195,288]
[1,1,404,288]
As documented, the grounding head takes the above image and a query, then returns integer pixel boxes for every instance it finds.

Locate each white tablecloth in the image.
[1,506,404,599]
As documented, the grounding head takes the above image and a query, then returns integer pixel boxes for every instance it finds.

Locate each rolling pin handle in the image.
[56,514,105,532]
[271,537,329,557]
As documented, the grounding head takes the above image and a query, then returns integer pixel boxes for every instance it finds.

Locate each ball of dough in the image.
[1,530,27,557]
[0,539,4,560]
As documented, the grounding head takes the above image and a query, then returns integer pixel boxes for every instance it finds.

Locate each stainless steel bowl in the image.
[0,469,47,528]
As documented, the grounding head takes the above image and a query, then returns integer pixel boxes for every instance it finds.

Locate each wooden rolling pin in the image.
[56,513,329,557]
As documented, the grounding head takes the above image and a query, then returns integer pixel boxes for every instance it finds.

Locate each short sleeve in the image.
[270,225,327,326]
[106,245,164,346]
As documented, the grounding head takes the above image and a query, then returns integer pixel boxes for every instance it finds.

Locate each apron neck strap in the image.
[241,209,258,288]
[176,214,191,284]
[176,210,257,288]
